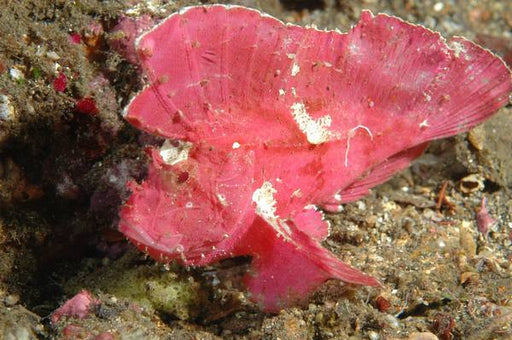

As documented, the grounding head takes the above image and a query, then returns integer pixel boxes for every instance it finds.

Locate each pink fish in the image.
[119,5,512,311]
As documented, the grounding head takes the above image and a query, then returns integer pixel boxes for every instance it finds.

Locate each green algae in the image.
[65,251,206,320]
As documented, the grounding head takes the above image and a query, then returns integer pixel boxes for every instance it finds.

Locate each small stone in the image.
[460,271,479,285]
[433,2,444,12]
[368,330,380,340]
[4,293,20,306]
[46,51,61,60]
[374,295,392,312]
[365,215,378,228]
[0,94,15,121]
[9,67,24,81]
[6,326,31,340]
[408,332,439,340]
[384,314,399,328]
[459,222,477,257]
[314,312,324,324]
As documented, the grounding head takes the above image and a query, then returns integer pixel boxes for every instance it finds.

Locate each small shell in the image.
[467,125,486,151]
[459,173,484,193]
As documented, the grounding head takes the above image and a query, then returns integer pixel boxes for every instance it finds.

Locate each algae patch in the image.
[65,252,205,320]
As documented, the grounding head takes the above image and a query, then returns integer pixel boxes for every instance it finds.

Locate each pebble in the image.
[459,221,477,257]
[5,327,31,340]
[407,332,439,340]
[4,293,20,306]
[9,67,24,81]
[0,94,15,121]
[368,330,380,340]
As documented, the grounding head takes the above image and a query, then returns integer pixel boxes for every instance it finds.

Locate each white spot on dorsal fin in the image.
[290,102,334,145]
[304,204,316,210]
[419,119,429,128]
[291,62,300,76]
[291,188,302,198]
[450,40,467,58]
[217,193,228,206]
[232,141,240,149]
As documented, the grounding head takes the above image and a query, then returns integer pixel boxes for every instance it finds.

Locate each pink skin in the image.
[52,290,97,324]
[119,5,512,311]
